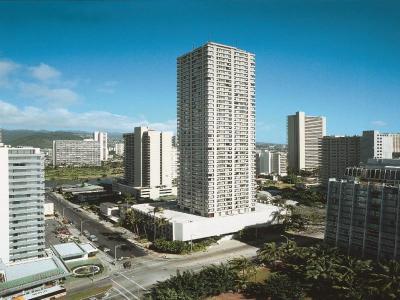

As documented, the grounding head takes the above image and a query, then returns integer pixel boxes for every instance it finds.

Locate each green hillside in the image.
[2,130,85,149]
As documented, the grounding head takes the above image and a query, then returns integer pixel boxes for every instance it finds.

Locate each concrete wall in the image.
[0,148,10,263]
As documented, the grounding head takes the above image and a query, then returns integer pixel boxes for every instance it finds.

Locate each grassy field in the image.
[65,284,112,300]
[45,165,123,180]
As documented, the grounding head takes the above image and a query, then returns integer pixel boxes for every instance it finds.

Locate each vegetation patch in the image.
[151,237,218,254]
[66,284,112,300]
[46,162,123,180]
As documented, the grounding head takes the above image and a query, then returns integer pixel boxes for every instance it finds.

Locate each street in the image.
[46,192,147,260]
[104,239,258,299]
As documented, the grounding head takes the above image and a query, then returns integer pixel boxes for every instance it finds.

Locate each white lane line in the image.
[111,278,139,300]
[117,272,147,291]
[110,286,130,300]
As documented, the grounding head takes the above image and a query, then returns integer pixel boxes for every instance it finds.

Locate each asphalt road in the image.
[46,192,147,260]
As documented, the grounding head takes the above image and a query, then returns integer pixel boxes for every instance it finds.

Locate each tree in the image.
[258,242,282,265]
[368,260,400,299]
[264,273,305,300]
[153,206,164,241]
[229,256,254,283]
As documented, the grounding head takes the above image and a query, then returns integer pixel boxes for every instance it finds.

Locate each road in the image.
[104,239,258,299]
[46,192,147,260]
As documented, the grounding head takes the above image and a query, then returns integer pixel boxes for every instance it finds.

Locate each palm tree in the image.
[257,242,282,265]
[229,256,253,281]
[368,260,400,299]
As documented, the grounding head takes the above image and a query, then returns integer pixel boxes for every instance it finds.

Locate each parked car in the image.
[83,230,90,237]
[89,235,98,242]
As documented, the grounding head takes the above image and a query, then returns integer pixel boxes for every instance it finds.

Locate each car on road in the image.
[103,247,111,253]
[89,234,98,242]
[83,230,90,237]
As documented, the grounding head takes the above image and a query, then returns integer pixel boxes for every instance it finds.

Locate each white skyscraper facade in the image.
[287,111,326,172]
[119,127,175,199]
[0,145,45,264]
[94,131,108,161]
[177,42,256,217]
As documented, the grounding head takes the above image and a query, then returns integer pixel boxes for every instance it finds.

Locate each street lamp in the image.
[114,244,125,265]
[80,219,89,235]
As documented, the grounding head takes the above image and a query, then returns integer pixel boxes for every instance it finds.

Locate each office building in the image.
[325,179,400,260]
[52,139,101,166]
[360,130,393,163]
[287,111,326,172]
[256,150,287,176]
[177,42,256,217]
[93,131,108,161]
[345,158,400,186]
[114,143,124,156]
[321,136,361,184]
[389,133,400,157]
[0,145,45,264]
[116,127,175,199]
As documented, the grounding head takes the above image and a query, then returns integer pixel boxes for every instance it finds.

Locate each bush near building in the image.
[151,237,218,254]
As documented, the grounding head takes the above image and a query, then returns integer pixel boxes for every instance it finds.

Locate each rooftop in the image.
[0,256,69,296]
[52,242,85,259]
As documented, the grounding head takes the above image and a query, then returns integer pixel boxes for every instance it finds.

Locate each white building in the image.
[171,145,178,183]
[52,139,101,166]
[117,127,175,199]
[94,131,108,161]
[287,111,326,172]
[177,42,256,217]
[114,143,124,156]
[256,150,287,176]
[360,130,393,163]
[0,145,45,264]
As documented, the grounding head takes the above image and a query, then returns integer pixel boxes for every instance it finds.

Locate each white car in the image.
[103,247,111,253]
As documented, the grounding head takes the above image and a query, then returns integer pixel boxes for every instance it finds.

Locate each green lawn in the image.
[45,165,123,180]
[66,284,112,300]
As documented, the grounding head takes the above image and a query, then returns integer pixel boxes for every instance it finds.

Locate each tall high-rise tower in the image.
[287,111,326,172]
[0,145,45,263]
[177,42,256,217]
[94,131,108,161]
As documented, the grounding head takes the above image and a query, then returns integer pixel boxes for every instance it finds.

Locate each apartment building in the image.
[114,143,124,156]
[360,130,393,163]
[256,150,287,176]
[177,42,256,217]
[287,111,326,172]
[0,145,45,264]
[325,179,400,260]
[94,131,108,161]
[321,136,361,184]
[118,127,175,199]
[52,139,101,166]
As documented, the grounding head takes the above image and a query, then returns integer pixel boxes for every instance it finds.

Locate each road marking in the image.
[117,272,147,291]
[109,286,130,300]
[111,278,139,299]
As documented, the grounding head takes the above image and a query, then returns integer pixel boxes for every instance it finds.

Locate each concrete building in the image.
[360,130,393,163]
[287,111,326,172]
[171,145,178,183]
[0,128,2,143]
[177,42,256,217]
[256,150,287,176]
[130,202,280,241]
[93,131,108,161]
[345,158,400,186]
[52,139,101,166]
[118,127,175,199]
[0,145,45,264]
[0,256,69,299]
[325,179,400,260]
[389,133,400,157]
[114,142,124,156]
[321,136,361,184]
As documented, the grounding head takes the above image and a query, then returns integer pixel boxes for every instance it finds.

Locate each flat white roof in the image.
[53,242,85,258]
[79,243,97,254]
[131,202,278,223]
[3,257,62,281]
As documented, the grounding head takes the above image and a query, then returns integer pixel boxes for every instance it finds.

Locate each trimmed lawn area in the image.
[65,284,112,300]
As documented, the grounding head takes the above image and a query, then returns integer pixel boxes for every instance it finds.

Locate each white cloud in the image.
[19,83,79,107]
[257,121,275,132]
[29,63,61,81]
[0,100,176,133]
[0,60,18,87]
[371,120,387,127]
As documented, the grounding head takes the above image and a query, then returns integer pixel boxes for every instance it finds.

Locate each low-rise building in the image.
[0,256,69,299]
[44,201,55,218]
[60,184,110,202]
[130,202,280,241]
[51,242,98,263]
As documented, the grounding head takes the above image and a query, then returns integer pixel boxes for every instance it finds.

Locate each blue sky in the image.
[0,0,399,143]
